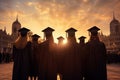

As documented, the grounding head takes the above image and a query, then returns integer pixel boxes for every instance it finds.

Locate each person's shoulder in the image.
[85,41,100,47]
[39,40,47,45]
[85,42,91,46]
[38,40,49,48]
[26,41,32,46]
[98,41,105,46]
[99,41,105,44]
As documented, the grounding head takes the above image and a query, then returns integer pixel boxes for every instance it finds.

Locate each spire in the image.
[4,26,6,34]
[16,14,18,21]
[113,11,115,20]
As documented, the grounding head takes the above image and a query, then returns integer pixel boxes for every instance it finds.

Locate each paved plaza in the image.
[0,62,120,80]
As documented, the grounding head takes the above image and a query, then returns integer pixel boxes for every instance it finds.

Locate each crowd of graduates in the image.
[0,49,12,64]
[12,26,107,80]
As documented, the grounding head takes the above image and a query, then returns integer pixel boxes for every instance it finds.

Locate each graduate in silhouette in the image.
[78,36,86,48]
[38,27,57,80]
[62,28,83,80]
[57,36,65,45]
[30,34,40,80]
[12,27,32,80]
[56,36,65,80]
[84,26,107,80]
[78,36,86,79]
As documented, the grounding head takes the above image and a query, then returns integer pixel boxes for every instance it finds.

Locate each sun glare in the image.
[57,74,60,80]
[63,39,67,44]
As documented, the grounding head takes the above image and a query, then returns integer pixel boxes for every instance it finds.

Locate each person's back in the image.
[12,42,32,80]
[85,40,107,80]
[12,27,32,80]
[84,26,107,80]
[62,28,83,80]
[38,27,57,80]
[30,34,40,80]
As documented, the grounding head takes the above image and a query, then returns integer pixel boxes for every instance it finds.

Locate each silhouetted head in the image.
[15,27,30,49]
[78,36,86,43]
[66,27,77,37]
[57,36,64,44]
[32,34,40,41]
[18,27,30,37]
[88,26,100,36]
[42,27,54,42]
[65,27,77,44]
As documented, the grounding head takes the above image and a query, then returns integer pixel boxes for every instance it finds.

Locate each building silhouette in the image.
[100,13,120,53]
[0,16,21,53]
[12,16,21,41]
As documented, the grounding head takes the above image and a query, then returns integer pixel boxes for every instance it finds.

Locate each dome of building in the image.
[110,12,120,25]
[12,18,21,25]
[110,18,119,24]
[12,16,21,36]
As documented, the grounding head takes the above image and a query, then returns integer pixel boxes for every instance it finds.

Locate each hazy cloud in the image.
[0,0,120,40]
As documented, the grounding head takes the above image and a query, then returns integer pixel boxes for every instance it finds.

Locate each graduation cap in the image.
[18,27,30,37]
[42,27,55,40]
[42,27,55,32]
[57,36,64,40]
[32,34,40,41]
[65,27,77,37]
[88,26,100,36]
[78,36,86,43]
[78,36,86,40]
[65,27,77,32]
[32,34,40,38]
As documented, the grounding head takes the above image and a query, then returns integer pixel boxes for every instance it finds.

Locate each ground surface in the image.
[0,62,120,80]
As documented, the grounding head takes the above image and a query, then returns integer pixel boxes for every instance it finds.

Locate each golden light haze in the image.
[0,0,120,43]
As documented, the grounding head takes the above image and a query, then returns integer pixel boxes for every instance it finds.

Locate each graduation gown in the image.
[0,52,2,63]
[38,40,57,80]
[55,44,66,75]
[62,43,83,80]
[12,42,32,80]
[30,42,40,77]
[84,40,107,80]
[78,43,87,79]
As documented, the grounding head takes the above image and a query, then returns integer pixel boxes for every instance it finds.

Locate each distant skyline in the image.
[0,0,120,42]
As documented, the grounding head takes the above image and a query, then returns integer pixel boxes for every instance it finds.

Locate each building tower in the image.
[110,12,120,50]
[12,15,21,40]
[110,12,120,36]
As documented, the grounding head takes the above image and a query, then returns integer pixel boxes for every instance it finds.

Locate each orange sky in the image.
[0,0,120,43]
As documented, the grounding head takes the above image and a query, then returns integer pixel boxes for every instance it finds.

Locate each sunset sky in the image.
[0,0,120,43]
